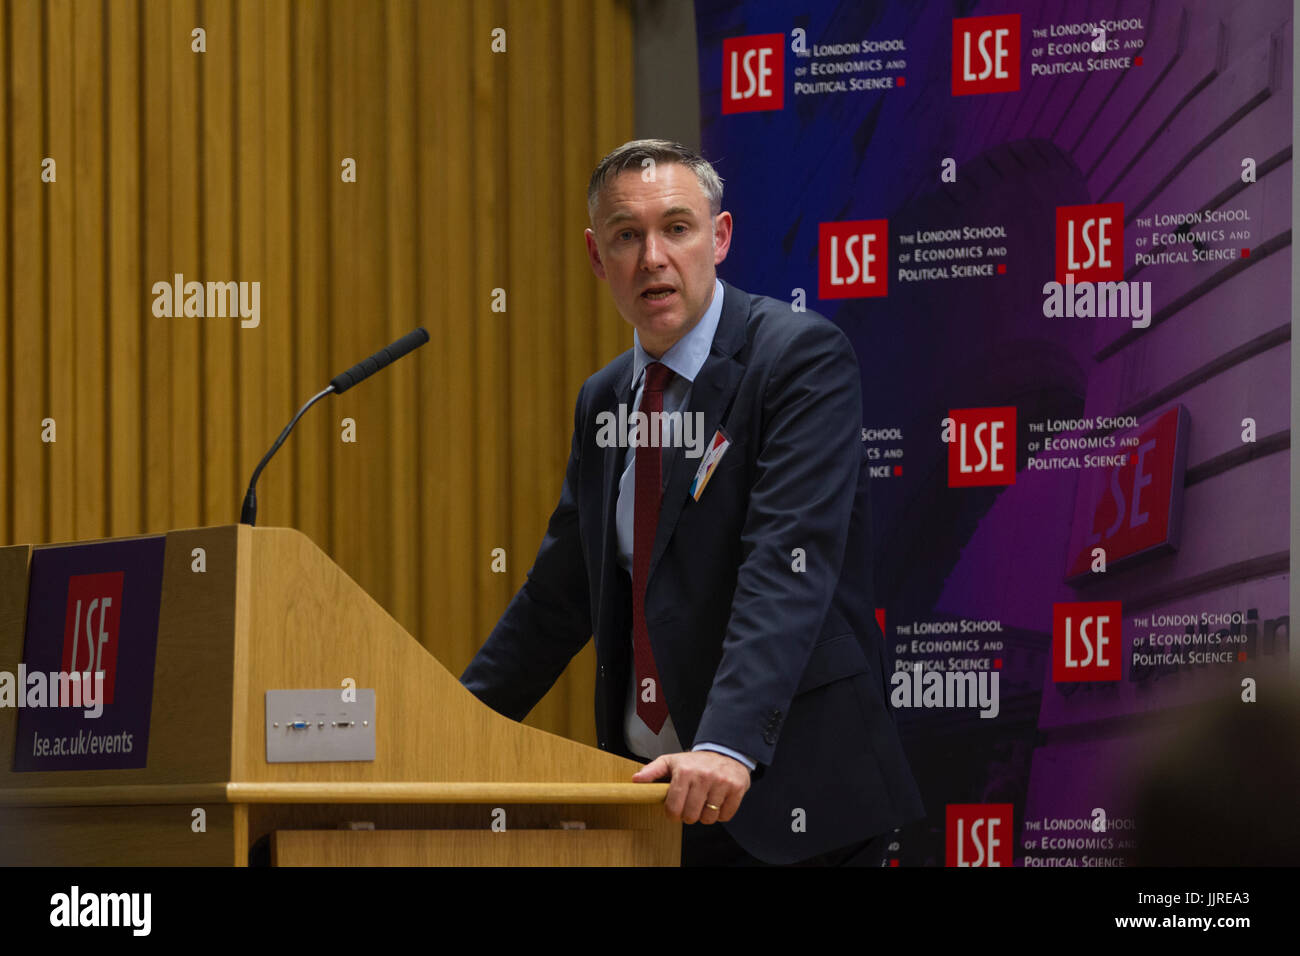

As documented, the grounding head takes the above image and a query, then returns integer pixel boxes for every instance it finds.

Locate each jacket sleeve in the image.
[459,384,594,721]
[692,318,863,765]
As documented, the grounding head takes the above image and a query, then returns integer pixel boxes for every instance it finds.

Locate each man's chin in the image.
[620,300,679,329]
[635,314,686,347]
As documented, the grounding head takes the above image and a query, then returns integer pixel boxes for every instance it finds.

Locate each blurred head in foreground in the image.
[1134,681,1300,866]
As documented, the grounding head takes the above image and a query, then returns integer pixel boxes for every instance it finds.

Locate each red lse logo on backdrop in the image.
[60,571,125,705]
[952,15,1020,95]
[1053,601,1123,682]
[947,804,1014,866]
[947,407,1016,487]
[1066,407,1187,580]
[819,219,888,299]
[1056,203,1125,283]
[722,34,784,114]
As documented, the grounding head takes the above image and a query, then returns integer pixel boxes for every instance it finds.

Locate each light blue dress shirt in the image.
[616,278,755,772]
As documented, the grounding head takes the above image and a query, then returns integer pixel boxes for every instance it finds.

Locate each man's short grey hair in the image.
[587,139,724,222]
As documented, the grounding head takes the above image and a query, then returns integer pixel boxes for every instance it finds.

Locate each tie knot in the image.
[643,362,673,393]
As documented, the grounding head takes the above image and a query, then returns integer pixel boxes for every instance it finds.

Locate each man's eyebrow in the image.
[602,205,701,228]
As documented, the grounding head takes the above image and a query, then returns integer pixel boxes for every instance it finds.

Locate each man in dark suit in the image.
[461,139,924,865]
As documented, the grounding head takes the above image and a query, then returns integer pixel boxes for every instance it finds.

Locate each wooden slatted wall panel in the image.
[0,0,633,743]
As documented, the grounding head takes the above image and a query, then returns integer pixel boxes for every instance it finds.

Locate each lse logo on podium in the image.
[1053,601,1123,682]
[952,14,1020,95]
[722,34,783,114]
[819,219,888,299]
[1056,203,1124,283]
[947,407,1016,487]
[60,571,125,704]
[947,804,1013,866]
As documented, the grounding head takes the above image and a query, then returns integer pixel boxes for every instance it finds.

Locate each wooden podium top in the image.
[0,525,657,797]
[0,781,670,807]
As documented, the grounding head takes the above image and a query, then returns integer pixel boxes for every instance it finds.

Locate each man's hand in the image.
[632,750,751,824]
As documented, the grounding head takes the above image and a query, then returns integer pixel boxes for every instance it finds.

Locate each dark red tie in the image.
[633,361,673,733]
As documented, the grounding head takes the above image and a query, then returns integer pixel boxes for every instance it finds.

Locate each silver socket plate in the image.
[265,689,376,763]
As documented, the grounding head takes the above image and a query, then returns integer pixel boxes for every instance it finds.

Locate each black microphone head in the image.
[330,327,430,394]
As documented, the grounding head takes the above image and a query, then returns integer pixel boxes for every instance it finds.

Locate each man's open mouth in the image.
[642,285,676,301]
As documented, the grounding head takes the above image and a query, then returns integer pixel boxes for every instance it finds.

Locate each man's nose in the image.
[639,233,667,269]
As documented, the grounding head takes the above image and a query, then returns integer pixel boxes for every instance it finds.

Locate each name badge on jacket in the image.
[689,427,732,501]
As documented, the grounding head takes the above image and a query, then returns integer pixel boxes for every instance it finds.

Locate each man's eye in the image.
[670,223,688,234]
[617,230,635,241]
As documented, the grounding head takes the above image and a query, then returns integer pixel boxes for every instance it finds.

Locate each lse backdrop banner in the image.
[696,0,1292,866]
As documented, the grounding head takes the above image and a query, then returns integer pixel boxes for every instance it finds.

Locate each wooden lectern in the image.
[0,526,679,865]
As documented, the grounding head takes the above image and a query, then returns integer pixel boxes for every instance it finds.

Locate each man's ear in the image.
[585,228,607,280]
[712,211,733,266]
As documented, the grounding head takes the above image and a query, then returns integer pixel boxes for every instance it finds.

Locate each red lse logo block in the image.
[722,34,784,114]
[819,219,888,299]
[1056,203,1124,283]
[947,407,1016,487]
[1065,406,1188,581]
[60,571,125,704]
[1053,601,1123,682]
[947,803,1014,866]
[952,14,1020,95]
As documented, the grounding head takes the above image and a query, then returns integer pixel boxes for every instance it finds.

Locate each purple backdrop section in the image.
[695,0,1291,865]
[12,536,167,772]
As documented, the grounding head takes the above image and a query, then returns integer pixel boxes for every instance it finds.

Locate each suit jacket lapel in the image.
[602,357,634,550]
[595,281,749,613]
[648,280,748,584]
[596,354,635,646]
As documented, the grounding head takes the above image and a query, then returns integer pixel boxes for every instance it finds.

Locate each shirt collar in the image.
[631,278,724,390]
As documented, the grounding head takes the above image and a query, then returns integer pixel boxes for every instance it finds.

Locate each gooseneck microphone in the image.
[239,327,430,526]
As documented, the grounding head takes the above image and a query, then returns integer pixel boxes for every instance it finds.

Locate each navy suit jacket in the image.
[461,279,925,863]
